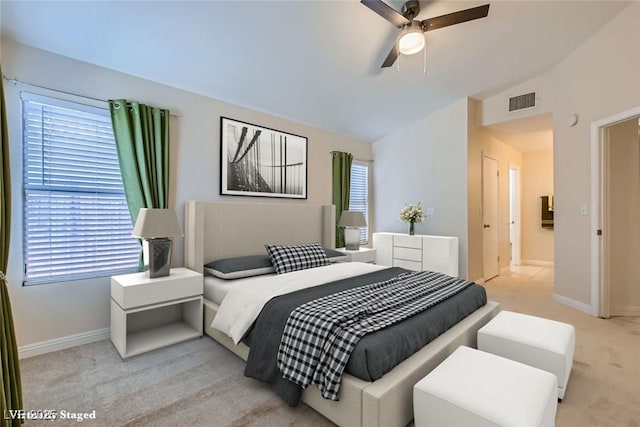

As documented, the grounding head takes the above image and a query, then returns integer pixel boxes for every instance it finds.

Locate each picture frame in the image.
[220,117,308,199]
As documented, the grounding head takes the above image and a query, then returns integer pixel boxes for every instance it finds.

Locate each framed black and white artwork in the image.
[220,117,308,199]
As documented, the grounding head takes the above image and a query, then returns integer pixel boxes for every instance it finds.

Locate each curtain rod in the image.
[2,74,181,117]
[330,151,373,163]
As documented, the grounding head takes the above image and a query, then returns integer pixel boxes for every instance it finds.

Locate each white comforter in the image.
[212,262,387,344]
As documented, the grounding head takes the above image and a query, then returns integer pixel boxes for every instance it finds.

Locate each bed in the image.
[184,200,500,427]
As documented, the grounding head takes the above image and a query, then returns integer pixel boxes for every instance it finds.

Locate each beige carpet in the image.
[19,266,640,426]
[484,266,640,427]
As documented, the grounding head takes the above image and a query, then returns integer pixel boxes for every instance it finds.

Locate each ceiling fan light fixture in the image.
[398,23,425,55]
[362,1,491,68]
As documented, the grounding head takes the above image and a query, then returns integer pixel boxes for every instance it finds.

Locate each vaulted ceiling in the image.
[0,1,630,141]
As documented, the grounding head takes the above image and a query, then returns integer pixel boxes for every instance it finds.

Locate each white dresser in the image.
[372,232,459,277]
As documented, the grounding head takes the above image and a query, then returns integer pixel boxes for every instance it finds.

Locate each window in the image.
[349,161,369,244]
[22,92,140,285]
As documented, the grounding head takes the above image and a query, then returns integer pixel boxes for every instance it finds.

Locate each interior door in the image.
[483,155,500,280]
[603,117,640,316]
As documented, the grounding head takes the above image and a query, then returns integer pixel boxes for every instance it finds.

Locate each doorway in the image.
[591,106,640,317]
[482,155,499,280]
[509,165,521,267]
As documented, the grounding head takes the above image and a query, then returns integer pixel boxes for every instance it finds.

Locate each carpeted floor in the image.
[18,265,640,426]
[484,266,640,427]
[19,337,331,427]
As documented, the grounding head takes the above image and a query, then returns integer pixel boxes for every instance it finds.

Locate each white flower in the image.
[399,203,426,224]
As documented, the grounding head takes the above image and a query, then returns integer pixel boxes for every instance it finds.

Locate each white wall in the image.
[2,39,372,350]
[373,99,470,277]
[481,3,640,310]
[552,3,640,307]
[521,150,554,264]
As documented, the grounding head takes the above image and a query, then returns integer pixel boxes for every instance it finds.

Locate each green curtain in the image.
[1,64,24,426]
[109,100,170,270]
[332,151,353,248]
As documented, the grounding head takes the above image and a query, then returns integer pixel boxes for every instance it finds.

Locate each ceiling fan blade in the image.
[361,0,410,27]
[381,41,399,68]
[421,4,490,32]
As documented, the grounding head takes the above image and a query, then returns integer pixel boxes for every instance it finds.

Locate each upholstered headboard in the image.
[184,201,336,273]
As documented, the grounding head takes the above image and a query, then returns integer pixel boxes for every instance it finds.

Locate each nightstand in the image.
[110,267,203,359]
[336,247,377,264]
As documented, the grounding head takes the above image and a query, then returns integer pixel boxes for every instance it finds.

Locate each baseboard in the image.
[521,259,555,267]
[553,293,597,316]
[19,328,110,360]
[610,306,640,317]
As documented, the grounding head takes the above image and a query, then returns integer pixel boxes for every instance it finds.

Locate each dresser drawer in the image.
[394,246,422,262]
[393,259,422,271]
[393,235,422,249]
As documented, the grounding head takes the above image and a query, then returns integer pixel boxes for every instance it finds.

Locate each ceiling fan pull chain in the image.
[423,34,427,74]
[397,43,400,72]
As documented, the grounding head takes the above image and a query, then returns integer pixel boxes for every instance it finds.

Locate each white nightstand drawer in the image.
[350,249,377,263]
[393,259,422,271]
[336,247,377,264]
[394,235,422,249]
[394,246,422,262]
[111,268,202,309]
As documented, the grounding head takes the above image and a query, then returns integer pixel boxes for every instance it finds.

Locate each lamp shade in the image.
[398,22,425,55]
[338,211,367,228]
[132,208,183,239]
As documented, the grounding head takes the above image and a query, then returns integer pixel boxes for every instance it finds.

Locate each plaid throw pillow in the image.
[265,242,331,274]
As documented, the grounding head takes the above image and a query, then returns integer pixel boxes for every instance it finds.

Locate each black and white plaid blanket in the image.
[276,270,473,400]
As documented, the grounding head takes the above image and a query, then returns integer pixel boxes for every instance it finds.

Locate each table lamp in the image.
[338,211,367,251]
[132,208,183,278]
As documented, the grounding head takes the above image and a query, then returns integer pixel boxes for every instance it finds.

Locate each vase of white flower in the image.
[399,203,426,236]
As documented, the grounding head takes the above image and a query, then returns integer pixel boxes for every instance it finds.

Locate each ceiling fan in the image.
[362,0,490,68]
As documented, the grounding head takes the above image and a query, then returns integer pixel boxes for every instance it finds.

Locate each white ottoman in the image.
[477,311,575,399]
[414,346,557,427]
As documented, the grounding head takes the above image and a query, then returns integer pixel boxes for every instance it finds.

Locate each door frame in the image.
[508,163,521,267]
[590,105,640,317]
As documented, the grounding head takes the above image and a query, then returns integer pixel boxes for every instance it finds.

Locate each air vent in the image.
[508,92,536,112]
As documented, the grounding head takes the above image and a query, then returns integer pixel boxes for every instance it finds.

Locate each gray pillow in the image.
[204,255,275,279]
[324,248,348,263]
[204,248,345,279]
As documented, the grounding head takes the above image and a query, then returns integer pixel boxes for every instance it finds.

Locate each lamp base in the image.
[344,227,361,251]
[143,238,172,278]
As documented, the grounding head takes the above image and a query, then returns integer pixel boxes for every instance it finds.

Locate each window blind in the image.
[349,161,369,243]
[22,92,140,285]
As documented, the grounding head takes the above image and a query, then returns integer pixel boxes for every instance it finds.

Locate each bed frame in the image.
[184,200,500,427]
